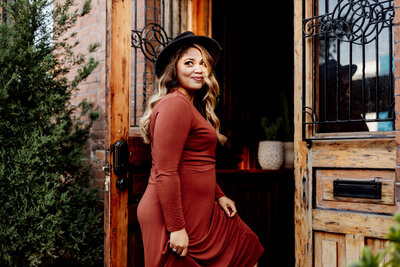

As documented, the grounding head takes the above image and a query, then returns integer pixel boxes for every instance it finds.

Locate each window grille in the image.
[302,0,395,141]
[130,0,189,129]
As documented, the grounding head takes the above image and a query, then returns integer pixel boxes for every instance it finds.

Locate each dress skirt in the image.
[138,168,264,267]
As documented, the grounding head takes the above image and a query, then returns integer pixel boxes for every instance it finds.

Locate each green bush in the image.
[0,0,103,265]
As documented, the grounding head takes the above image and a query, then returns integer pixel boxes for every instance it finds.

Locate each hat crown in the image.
[171,31,196,42]
[155,31,221,77]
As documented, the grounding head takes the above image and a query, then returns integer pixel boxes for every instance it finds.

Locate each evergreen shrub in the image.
[0,0,103,265]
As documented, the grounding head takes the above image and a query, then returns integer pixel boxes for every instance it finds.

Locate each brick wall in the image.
[67,0,107,197]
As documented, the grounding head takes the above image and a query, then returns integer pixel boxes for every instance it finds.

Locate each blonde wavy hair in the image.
[139,43,227,145]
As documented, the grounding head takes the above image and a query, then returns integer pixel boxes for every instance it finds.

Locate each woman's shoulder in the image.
[155,90,193,112]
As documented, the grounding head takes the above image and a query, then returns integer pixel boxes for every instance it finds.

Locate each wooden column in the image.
[104,0,130,265]
[189,0,212,36]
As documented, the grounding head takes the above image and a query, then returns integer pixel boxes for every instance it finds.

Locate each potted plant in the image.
[258,116,284,170]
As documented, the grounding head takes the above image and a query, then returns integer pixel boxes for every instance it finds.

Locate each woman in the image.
[138,31,264,267]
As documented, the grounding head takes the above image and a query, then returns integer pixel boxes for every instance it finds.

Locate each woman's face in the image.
[176,47,208,91]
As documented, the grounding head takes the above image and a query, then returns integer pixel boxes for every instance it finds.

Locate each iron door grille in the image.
[130,0,186,129]
[302,0,395,141]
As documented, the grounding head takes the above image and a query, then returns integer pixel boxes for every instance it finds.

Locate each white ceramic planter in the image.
[257,140,283,170]
[283,141,294,168]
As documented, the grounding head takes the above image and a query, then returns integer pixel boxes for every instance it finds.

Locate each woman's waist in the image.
[151,157,215,171]
[149,163,215,183]
[179,162,215,174]
[151,163,215,174]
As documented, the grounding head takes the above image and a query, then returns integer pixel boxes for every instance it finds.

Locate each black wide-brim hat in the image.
[155,31,222,78]
[319,59,358,79]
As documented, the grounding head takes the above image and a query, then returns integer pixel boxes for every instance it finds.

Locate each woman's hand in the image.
[217,196,237,218]
[170,228,189,257]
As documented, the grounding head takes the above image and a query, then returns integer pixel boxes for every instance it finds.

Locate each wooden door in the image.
[294,0,397,266]
[104,0,212,266]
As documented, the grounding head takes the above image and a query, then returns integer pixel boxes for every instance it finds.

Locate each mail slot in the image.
[333,180,382,199]
[316,169,395,214]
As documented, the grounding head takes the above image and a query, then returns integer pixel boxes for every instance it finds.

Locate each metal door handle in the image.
[113,140,129,191]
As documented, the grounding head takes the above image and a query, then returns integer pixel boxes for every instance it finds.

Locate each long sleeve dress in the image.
[137,90,264,267]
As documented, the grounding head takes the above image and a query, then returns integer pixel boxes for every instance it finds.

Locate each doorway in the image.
[212,1,295,266]
[115,1,296,266]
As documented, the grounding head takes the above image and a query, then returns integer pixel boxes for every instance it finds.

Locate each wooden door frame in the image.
[104,0,130,265]
[104,0,212,265]
[293,0,312,265]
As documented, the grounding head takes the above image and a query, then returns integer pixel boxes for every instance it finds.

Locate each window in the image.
[302,0,394,139]
[130,0,190,134]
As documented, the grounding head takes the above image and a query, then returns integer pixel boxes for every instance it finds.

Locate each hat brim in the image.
[155,34,222,78]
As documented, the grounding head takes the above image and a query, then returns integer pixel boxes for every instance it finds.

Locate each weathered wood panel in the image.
[314,232,371,267]
[365,238,390,263]
[322,240,338,267]
[345,235,364,265]
[311,139,395,169]
[313,209,393,238]
[294,0,313,265]
[314,232,346,267]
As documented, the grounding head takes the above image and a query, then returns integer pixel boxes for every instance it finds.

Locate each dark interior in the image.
[212,2,295,266]
[212,1,294,170]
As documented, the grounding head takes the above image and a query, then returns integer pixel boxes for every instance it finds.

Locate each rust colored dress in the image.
[137,90,264,267]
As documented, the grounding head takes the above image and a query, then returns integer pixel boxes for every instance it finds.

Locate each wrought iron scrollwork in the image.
[303,0,394,45]
[131,23,171,62]
[303,106,319,124]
